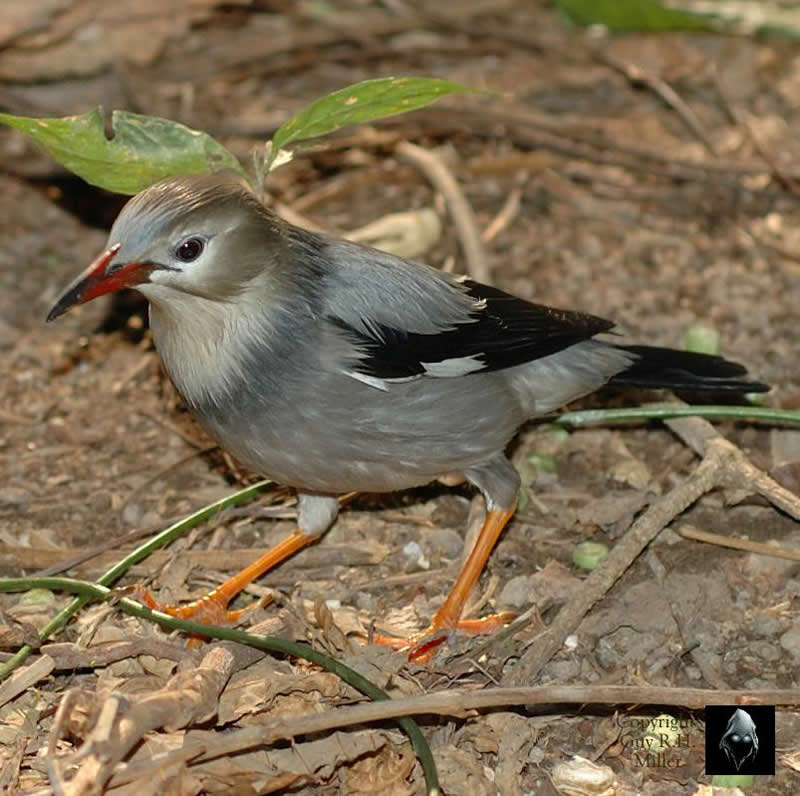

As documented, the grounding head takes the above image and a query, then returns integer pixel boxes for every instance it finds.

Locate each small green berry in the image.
[573,541,609,571]
[711,774,755,788]
[684,324,720,355]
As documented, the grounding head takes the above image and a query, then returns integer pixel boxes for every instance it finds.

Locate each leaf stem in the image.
[0,480,271,681]
[556,405,800,427]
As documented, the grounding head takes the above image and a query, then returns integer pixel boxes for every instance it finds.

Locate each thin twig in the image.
[745,226,800,265]
[5,541,383,579]
[713,69,800,195]
[396,140,491,282]
[0,407,38,425]
[678,524,800,562]
[111,352,157,396]
[274,200,327,233]
[0,655,55,709]
[134,409,210,449]
[1,638,201,671]
[482,175,525,243]
[290,151,557,214]
[596,49,718,156]
[47,689,82,758]
[31,520,187,578]
[412,105,792,192]
[118,444,218,522]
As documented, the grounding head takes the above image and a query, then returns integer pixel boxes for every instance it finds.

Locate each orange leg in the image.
[374,506,517,660]
[136,529,317,625]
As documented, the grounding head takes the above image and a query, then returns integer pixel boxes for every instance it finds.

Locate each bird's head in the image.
[47,174,281,322]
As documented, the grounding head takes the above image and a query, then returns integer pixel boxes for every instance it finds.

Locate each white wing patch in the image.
[422,354,486,377]
[345,369,422,391]
[345,353,486,390]
[345,370,391,391]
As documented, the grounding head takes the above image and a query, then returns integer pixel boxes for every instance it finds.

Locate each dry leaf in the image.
[346,208,442,259]
[341,744,415,796]
[218,662,343,724]
[435,745,496,796]
[486,713,538,796]
[550,755,616,796]
[188,728,393,792]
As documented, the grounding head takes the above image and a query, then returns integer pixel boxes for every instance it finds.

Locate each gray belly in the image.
[193,367,524,494]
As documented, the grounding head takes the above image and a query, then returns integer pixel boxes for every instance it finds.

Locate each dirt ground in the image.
[1,1,800,794]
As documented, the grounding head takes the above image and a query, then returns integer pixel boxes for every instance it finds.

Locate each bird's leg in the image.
[135,529,318,624]
[375,457,520,660]
[135,492,342,625]
[373,505,517,659]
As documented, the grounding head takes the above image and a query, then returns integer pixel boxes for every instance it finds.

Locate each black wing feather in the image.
[331,279,614,380]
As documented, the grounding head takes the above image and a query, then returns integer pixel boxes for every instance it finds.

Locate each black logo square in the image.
[705,705,775,775]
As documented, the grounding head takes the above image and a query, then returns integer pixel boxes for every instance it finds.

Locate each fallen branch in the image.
[108,682,800,784]
[504,439,722,686]
[504,414,800,687]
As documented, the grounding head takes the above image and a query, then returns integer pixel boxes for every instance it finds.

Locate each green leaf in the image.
[0,107,246,195]
[268,76,471,169]
[555,0,712,32]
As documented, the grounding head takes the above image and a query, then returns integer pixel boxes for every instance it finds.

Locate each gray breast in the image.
[192,334,525,494]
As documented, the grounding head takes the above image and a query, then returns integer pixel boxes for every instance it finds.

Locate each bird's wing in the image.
[320,239,614,385]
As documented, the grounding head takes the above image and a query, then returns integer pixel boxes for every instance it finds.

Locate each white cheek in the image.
[146,266,182,285]
[143,256,211,293]
[190,255,220,284]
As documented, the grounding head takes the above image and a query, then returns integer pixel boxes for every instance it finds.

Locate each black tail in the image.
[609,345,769,393]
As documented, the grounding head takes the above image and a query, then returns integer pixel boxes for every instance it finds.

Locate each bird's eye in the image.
[175,237,204,262]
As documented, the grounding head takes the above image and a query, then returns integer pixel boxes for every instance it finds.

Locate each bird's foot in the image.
[133,584,265,625]
[131,528,314,632]
[373,610,516,662]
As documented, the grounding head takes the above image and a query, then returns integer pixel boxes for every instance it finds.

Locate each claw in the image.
[373,610,516,662]
[132,584,268,625]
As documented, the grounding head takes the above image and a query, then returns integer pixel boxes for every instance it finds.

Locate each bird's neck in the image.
[147,287,282,410]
